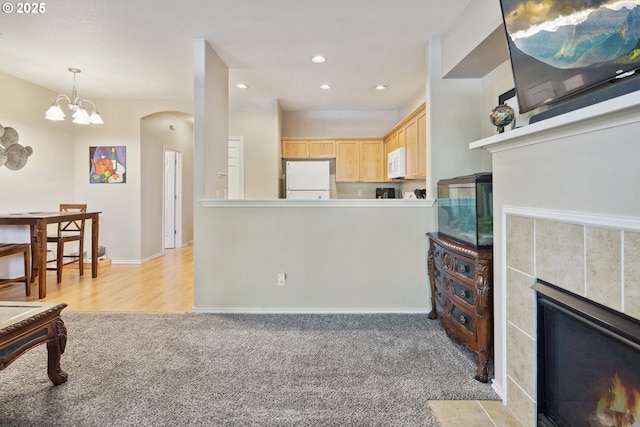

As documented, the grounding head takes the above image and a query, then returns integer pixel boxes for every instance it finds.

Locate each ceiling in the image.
[0,0,472,112]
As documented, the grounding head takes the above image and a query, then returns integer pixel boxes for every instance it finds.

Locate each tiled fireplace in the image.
[504,212,640,426]
[534,279,640,426]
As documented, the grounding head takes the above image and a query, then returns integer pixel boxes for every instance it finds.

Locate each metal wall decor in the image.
[0,123,33,170]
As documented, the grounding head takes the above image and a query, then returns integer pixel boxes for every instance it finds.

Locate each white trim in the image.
[491,381,505,402]
[192,308,431,314]
[502,205,640,231]
[470,91,640,153]
[500,209,509,406]
[228,136,245,199]
[111,252,164,265]
[621,231,626,313]
[200,199,436,208]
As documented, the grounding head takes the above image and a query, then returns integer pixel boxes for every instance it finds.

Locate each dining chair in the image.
[46,204,87,283]
[0,243,31,296]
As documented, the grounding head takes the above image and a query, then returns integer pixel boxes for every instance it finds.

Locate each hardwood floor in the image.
[0,245,194,313]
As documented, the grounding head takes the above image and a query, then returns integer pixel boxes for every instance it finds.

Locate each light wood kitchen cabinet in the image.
[416,110,427,178]
[282,138,335,159]
[282,139,309,158]
[405,117,418,178]
[308,140,335,158]
[383,103,426,180]
[336,139,384,182]
[360,140,384,182]
[404,108,426,179]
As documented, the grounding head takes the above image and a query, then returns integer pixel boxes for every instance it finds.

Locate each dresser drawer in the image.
[433,285,445,307]
[454,258,474,280]
[431,240,475,283]
[432,241,445,264]
[451,305,474,333]
[451,279,474,306]
[433,265,444,285]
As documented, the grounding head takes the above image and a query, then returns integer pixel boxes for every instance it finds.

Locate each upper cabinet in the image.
[383,103,426,180]
[282,138,336,159]
[282,103,426,182]
[336,139,384,183]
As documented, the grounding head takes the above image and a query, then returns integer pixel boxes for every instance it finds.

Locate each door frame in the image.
[228,136,245,199]
[163,145,183,249]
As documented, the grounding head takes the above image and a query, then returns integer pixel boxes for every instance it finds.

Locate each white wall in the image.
[229,102,281,199]
[441,0,503,78]
[0,72,75,211]
[194,202,433,312]
[0,72,76,277]
[0,71,194,265]
[282,109,398,137]
[73,98,192,263]
[194,39,229,200]
[140,111,194,260]
[426,38,487,198]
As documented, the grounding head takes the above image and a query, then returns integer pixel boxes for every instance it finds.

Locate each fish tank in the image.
[437,173,493,248]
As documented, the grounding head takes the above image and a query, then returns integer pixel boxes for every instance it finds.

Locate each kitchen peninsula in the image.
[196,196,435,313]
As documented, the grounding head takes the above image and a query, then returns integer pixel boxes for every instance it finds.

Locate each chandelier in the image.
[45,68,104,125]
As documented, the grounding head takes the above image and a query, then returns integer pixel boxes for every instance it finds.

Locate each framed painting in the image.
[90,146,126,183]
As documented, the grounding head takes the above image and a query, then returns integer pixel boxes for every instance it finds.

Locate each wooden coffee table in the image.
[0,302,68,385]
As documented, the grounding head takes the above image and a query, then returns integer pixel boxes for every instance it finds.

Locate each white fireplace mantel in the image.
[470,90,640,153]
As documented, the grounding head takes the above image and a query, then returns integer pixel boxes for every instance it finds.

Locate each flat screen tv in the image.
[499,0,640,114]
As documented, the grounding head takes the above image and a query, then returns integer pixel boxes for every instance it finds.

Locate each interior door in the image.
[164,150,177,248]
[228,136,244,199]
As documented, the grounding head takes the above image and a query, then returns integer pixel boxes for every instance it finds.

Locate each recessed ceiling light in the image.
[311,55,326,64]
[375,85,387,91]
[320,84,331,90]
[236,83,249,89]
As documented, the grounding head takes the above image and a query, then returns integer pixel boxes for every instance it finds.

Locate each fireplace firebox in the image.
[534,280,640,427]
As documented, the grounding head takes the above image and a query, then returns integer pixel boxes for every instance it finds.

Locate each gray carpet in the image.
[0,312,498,426]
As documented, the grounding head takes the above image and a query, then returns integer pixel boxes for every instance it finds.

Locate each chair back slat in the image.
[58,204,87,236]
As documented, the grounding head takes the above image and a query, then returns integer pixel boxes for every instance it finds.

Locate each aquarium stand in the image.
[427,232,493,382]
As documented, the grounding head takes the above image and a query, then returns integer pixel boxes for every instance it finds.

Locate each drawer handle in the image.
[459,315,466,324]
[459,289,469,299]
[435,290,441,298]
[458,264,468,273]
[434,248,440,256]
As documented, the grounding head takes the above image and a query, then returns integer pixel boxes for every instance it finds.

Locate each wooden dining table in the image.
[0,211,101,298]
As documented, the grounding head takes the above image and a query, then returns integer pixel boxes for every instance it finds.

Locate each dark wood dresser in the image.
[427,232,493,382]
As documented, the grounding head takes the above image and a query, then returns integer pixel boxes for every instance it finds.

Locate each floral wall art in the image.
[0,123,33,170]
[90,146,126,183]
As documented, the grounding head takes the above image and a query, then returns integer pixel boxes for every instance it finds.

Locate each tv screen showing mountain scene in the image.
[499,0,640,113]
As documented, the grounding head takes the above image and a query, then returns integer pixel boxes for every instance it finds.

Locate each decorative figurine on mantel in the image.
[489,104,515,133]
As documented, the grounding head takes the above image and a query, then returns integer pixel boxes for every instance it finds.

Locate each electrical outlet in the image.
[357,189,363,197]
[277,272,286,286]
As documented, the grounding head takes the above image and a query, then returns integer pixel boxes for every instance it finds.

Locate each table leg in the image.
[46,317,68,385]
[36,219,47,299]
[91,214,99,278]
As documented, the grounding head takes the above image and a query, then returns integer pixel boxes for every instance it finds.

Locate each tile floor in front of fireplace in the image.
[429,400,524,426]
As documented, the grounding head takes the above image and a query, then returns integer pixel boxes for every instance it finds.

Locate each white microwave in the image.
[387,147,406,179]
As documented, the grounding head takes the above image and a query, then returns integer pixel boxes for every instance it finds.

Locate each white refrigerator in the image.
[285,161,330,199]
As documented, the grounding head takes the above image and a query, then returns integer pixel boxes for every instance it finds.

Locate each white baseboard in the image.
[192,308,431,314]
